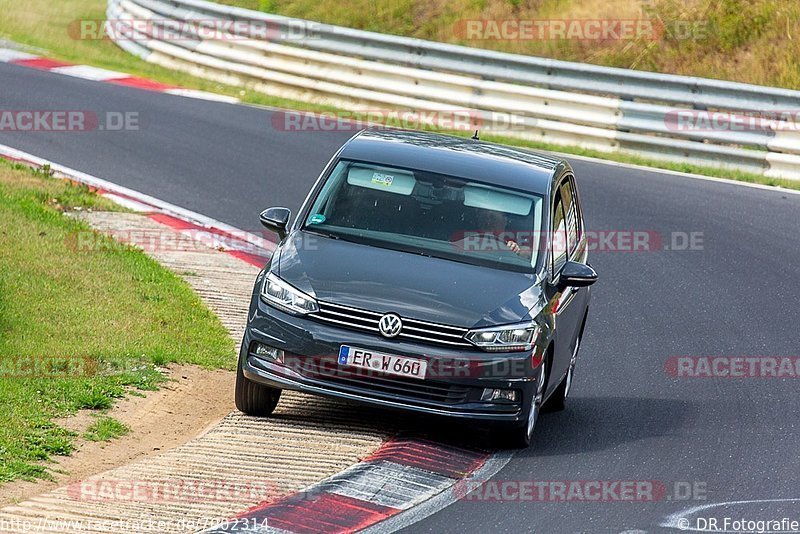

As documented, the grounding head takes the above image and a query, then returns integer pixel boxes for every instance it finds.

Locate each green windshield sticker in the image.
[371,172,394,186]
[308,213,326,225]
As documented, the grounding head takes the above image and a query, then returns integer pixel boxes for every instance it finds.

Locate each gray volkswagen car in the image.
[235,129,597,447]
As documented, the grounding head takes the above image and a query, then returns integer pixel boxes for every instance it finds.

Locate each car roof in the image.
[338,128,565,195]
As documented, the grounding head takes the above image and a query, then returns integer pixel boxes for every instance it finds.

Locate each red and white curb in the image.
[204,436,512,534]
[0,47,239,104]
[0,142,272,267]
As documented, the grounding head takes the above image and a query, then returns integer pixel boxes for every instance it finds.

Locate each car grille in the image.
[311,301,473,348]
[294,364,472,405]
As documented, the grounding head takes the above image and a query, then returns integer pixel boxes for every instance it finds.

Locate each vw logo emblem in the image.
[378,313,403,338]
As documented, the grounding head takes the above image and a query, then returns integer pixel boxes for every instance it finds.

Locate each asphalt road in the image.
[3,61,800,533]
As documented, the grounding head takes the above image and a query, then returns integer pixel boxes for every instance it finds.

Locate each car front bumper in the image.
[240,296,547,424]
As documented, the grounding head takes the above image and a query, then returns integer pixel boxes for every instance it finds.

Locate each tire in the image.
[544,331,581,413]
[499,361,547,448]
[235,360,281,416]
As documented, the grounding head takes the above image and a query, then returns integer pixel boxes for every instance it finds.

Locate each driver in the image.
[477,209,524,255]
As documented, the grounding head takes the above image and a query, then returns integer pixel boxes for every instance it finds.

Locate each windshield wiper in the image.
[303,227,340,240]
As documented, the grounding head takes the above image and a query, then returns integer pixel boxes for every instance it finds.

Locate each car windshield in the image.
[302,159,544,273]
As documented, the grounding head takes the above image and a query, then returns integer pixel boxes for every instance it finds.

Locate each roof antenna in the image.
[471,129,480,140]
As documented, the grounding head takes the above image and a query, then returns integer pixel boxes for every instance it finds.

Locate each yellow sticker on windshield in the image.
[371,172,394,186]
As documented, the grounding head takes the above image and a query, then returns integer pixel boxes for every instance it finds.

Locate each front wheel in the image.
[235,361,281,416]
[544,333,581,412]
[500,365,546,448]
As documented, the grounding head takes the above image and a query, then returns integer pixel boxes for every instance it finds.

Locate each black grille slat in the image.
[397,333,471,346]
[321,301,383,318]
[402,325,464,339]
[318,309,375,321]
[403,318,468,333]
[315,314,380,332]
[312,301,473,348]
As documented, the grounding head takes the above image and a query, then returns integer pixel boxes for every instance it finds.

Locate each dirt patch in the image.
[0,364,234,507]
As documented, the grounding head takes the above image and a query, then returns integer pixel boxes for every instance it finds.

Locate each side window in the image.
[559,179,579,257]
[551,193,568,274]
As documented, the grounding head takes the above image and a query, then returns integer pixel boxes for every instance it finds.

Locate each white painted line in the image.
[0,47,37,62]
[164,88,240,104]
[0,142,274,254]
[50,64,130,81]
[359,450,515,534]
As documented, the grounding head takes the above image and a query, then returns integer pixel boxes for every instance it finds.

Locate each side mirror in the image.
[558,261,598,288]
[259,207,291,240]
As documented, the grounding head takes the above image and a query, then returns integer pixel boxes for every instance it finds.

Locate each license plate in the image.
[338,345,427,380]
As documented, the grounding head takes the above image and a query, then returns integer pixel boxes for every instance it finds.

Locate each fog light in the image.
[480,388,519,402]
[254,343,284,363]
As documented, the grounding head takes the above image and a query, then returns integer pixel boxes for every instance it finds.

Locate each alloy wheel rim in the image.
[564,337,580,400]
[526,391,541,437]
[526,367,546,437]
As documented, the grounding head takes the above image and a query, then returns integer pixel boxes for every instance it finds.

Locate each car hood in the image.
[275,231,544,328]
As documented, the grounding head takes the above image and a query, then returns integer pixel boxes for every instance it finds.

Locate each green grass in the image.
[7,0,791,91]
[0,160,234,483]
[215,0,800,90]
[84,417,130,442]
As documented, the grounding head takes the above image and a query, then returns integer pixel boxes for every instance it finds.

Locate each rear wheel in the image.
[235,360,281,416]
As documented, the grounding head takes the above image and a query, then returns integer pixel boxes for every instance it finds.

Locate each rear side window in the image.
[559,178,580,256]
[551,193,568,274]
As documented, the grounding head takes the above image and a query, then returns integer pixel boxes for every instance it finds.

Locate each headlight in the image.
[261,272,319,315]
[465,323,539,352]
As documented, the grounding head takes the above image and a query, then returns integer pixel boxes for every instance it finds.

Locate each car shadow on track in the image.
[526,396,695,457]
[258,393,695,454]
[373,396,696,453]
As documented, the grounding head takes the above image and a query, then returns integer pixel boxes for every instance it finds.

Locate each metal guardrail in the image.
[108,0,800,180]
